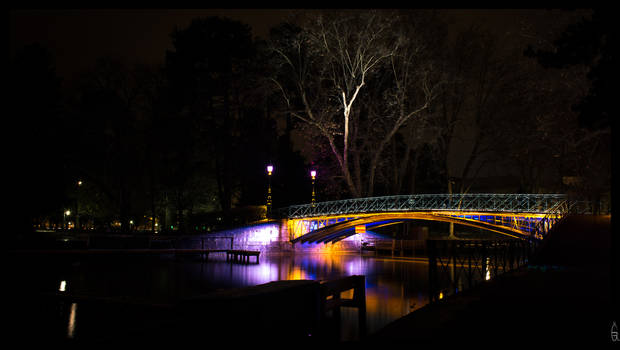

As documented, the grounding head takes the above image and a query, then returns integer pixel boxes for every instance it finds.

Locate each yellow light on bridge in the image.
[354,225,366,234]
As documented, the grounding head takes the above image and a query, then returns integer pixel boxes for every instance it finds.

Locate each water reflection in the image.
[207,254,433,340]
[427,240,530,303]
[67,303,77,339]
[9,253,438,342]
[485,257,491,281]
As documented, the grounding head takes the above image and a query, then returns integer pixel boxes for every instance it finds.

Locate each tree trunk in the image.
[408,151,420,194]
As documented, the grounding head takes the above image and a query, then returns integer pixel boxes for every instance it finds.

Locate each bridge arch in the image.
[289,211,542,244]
[281,194,570,244]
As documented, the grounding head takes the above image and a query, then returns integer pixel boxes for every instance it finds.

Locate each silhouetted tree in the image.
[10,43,65,233]
[524,9,611,199]
[165,17,280,221]
[68,58,155,232]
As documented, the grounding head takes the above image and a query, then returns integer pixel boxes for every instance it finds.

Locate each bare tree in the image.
[364,13,440,196]
[270,10,439,197]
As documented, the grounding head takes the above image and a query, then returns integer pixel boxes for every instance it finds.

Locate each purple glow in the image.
[245,224,280,245]
[310,170,316,178]
[267,165,273,174]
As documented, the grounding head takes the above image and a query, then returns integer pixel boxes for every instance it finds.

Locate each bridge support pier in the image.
[448,222,457,240]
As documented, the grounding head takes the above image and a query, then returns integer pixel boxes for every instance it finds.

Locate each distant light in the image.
[65,210,71,216]
[310,170,316,179]
[77,180,82,186]
[267,165,273,175]
[59,280,67,292]
[129,220,134,225]
[155,223,158,227]
[439,292,443,300]
[485,257,491,280]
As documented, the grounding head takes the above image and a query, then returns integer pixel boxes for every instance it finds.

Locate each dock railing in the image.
[319,275,367,338]
[427,239,530,303]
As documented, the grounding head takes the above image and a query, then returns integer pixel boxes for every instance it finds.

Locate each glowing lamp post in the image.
[64,210,71,230]
[76,180,82,231]
[266,165,274,217]
[310,170,317,206]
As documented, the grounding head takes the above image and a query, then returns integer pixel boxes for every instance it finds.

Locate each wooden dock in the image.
[320,275,367,337]
[226,250,260,263]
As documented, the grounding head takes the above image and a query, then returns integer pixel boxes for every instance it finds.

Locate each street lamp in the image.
[310,170,317,206]
[64,210,71,230]
[76,180,82,231]
[266,165,274,217]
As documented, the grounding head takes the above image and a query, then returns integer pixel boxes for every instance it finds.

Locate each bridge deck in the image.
[282,194,606,243]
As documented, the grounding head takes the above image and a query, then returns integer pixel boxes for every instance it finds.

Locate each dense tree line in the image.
[10,10,610,234]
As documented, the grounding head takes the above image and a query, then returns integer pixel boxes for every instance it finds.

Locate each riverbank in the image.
[369,215,614,345]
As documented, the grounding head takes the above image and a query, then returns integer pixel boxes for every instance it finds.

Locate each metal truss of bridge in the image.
[281,194,596,244]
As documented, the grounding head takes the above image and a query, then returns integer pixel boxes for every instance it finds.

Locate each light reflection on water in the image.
[10,253,434,341]
[67,303,77,339]
[197,253,432,340]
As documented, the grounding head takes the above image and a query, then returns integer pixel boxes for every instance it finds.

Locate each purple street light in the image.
[310,170,317,206]
[266,165,274,217]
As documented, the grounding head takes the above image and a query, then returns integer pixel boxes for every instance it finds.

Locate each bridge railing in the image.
[531,197,610,241]
[283,194,568,219]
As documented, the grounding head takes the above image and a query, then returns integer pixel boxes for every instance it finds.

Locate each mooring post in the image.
[355,275,367,337]
[481,241,488,281]
[427,240,437,303]
[201,237,205,260]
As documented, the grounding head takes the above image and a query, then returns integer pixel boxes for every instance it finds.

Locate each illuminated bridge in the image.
[280,194,584,245]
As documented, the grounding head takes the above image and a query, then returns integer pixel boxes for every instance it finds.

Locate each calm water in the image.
[8,252,445,342]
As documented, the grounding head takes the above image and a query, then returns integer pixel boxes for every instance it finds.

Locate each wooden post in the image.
[319,275,367,339]
[427,240,437,303]
[481,242,487,281]
[468,245,473,289]
[354,276,367,337]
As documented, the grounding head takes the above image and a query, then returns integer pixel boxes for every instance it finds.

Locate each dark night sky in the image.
[9,9,588,180]
[10,9,296,80]
[10,9,576,82]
